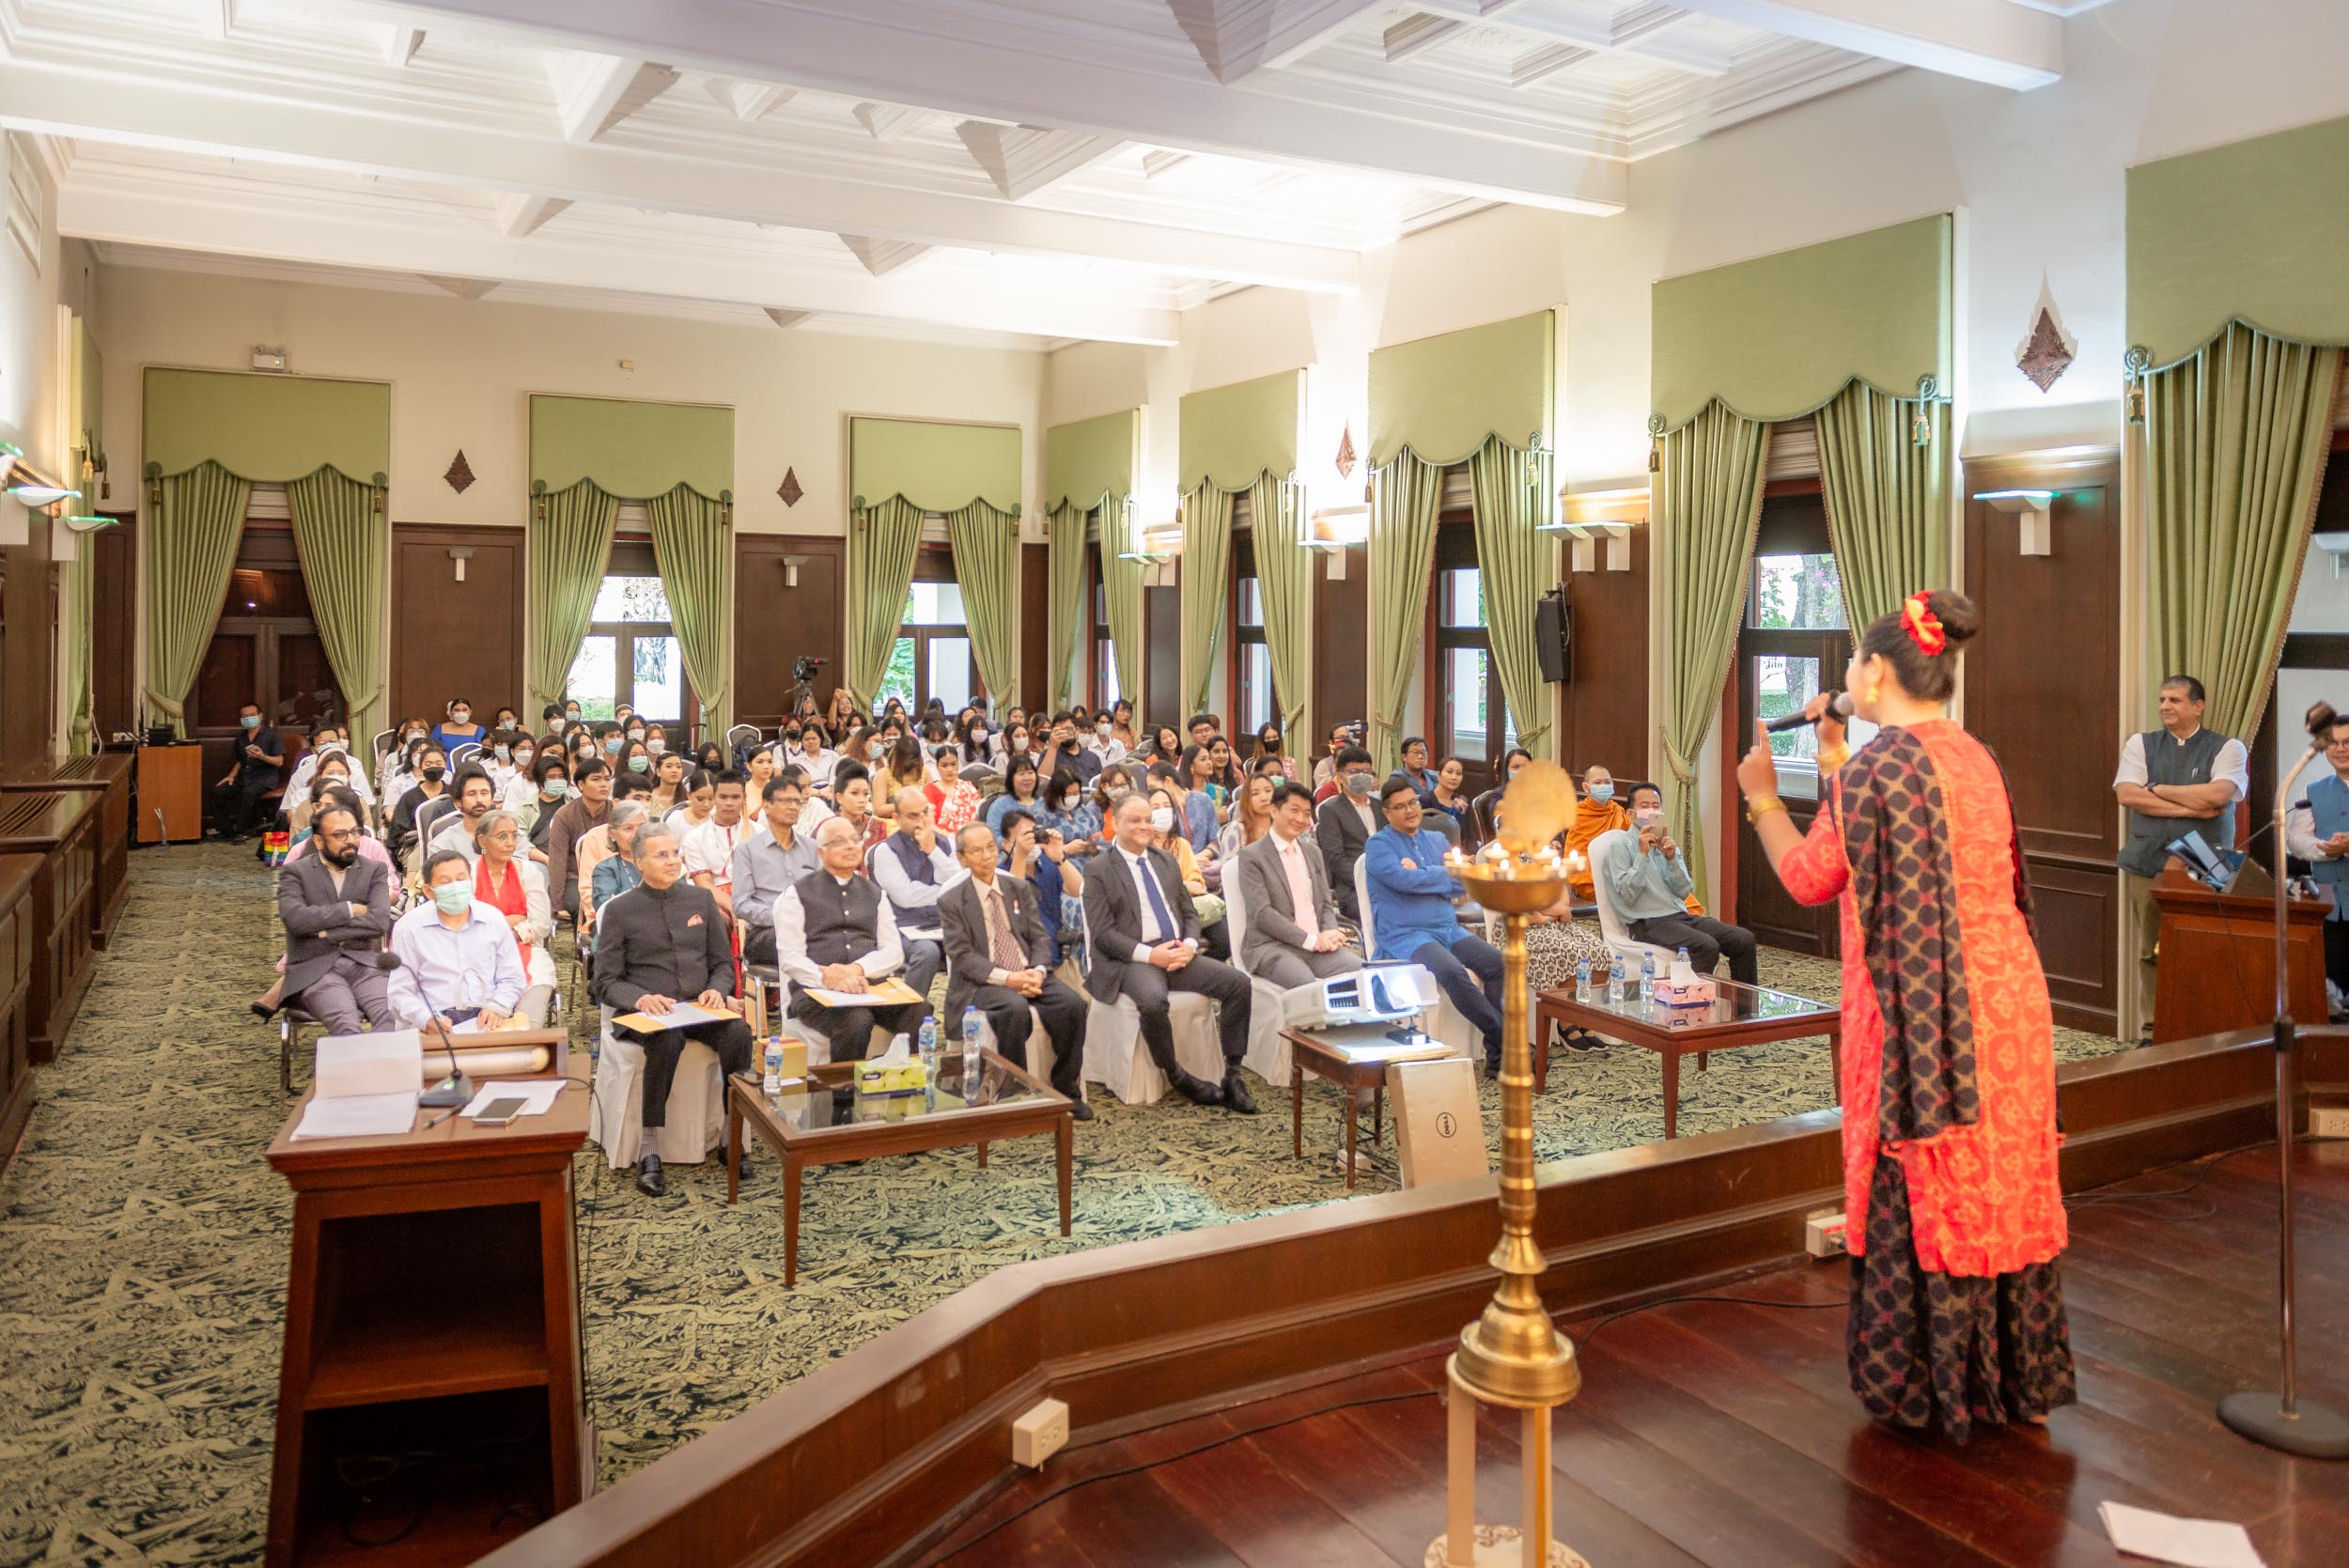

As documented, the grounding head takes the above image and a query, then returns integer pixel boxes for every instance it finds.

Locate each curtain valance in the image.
[144,367,389,484]
[1370,310,1554,468]
[2127,115,2349,365]
[530,394,733,503]
[1650,214,1952,430]
[1044,409,1137,515]
[1179,370,1302,494]
[849,416,1020,515]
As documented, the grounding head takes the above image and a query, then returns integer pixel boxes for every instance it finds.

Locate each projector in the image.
[1282,963,1441,1032]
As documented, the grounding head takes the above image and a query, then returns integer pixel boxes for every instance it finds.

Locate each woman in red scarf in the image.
[473,810,556,1025]
[1738,589,2073,1441]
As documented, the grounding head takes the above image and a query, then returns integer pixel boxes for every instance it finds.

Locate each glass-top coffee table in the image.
[725,1050,1073,1286]
[1533,978,1841,1138]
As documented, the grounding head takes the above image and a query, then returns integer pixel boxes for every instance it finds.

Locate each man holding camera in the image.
[1595,783,1756,985]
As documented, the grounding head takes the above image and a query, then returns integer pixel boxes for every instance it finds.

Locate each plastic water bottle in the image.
[1676,945,1693,979]
[916,1017,939,1081]
[960,1005,985,1088]
[1639,954,1657,1006]
[1608,955,1626,1006]
[1575,955,1593,1001]
[761,1034,784,1095]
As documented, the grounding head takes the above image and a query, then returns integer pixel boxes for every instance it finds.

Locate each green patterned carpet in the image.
[0,844,2128,1565]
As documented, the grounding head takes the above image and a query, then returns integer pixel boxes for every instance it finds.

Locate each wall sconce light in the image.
[1305,477,1372,581]
[1543,486,1648,572]
[782,555,803,589]
[62,514,117,535]
[1,452,73,547]
[447,545,475,582]
[2310,531,2349,580]
[1973,489,2056,556]
[1119,495,1182,566]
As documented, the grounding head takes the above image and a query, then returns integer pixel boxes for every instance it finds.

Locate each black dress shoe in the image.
[1066,1095,1096,1122]
[1221,1070,1259,1115]
[634,1153,668,1198]
[1167,1068,1223,1107]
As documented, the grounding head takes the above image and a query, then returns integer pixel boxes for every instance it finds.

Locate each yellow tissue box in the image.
[857,1055,928,1097]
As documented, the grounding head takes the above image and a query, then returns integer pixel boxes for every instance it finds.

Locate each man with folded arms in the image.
[591,823,754,1198]
[940,822,1091,1118]
[772,815,931,1064]
[1363,776,1505,1075]
[276,803,397,1032]
[1234,781,1363,990]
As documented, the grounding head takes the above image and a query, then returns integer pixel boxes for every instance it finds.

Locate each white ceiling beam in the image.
[381,25,426,67]
[953,122,1125,203]
[492,191,568,238]
[1383,16,1465,66]
[1666,0,2061,88]
[323,0,1627,214]
[1479,3,1733,77]
[1170,0,1390,83]
[851,101,927,142]
[837,234,930,277]
[0,59,1362,292]
[544,50,677,143]
[55,172,1183,346]
[1511,42,1595,89]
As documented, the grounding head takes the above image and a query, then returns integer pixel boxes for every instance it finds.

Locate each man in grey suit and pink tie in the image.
[1232,781,1365,991]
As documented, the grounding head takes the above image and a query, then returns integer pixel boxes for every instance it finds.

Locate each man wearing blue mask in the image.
[386,851,525,1032]
[210,703,286,843]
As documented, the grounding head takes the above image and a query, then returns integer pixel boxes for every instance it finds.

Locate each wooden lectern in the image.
[2149,864,2328,1044]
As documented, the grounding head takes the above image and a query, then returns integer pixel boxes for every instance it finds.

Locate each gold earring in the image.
[1866,681,1881,706]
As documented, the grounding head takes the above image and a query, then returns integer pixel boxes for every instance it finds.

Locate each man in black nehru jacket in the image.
[591,820,754,1198]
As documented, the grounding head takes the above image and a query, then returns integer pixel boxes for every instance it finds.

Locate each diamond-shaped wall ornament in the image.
[2015,274,2078,394]
[1334,424,1357,481]
[776,467,803,507]
[443,450,474,494]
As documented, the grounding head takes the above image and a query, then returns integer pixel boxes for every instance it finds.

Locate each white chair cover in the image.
[589,1004,726,1167]
[1081,991,1225,1105]
[1222,868,1302,1086]
[1584,829,1680,972]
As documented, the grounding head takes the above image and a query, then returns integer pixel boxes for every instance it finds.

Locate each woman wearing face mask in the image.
[525,756,571,853]
[1087,710,1126,763]
[429,698,485,753]
[472,810,555,1026]
[1034,766,1098,854]
[985,756,1045,838]
[386,746,449,865]
[499,737,541,815]
[1145,785,1232,961]
[693,741,726,775]
[1001,722,1035,772]
[1253,722,1299,783]
[621,737,654,778]
[288,755,352,836]
[1088,766,1133,837]
[955,715,992,770]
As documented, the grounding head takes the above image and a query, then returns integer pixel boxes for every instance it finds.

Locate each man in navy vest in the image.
[2287,711,2349,1001]
[2113,674,2248,1032]
[775,814,929,1063]
[870,787,958,1026]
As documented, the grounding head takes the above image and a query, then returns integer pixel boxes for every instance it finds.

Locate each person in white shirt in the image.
[499,737,543,815]
[2112,674,2249,1030]
[682,768,750,918]
[867,787,959,1023]
[283,727,376,818]
[772,814,929,1062]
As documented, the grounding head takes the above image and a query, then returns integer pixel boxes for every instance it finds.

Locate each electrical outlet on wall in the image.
[1013,1398,1067,1468]
[2312,1105,2349,1140]
[1805,1211,1848,1259]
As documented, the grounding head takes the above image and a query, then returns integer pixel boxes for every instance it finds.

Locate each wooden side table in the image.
[264,1057,594,1567]
[1280,1023,1456,1189]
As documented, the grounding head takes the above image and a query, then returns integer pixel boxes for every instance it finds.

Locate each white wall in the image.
[96,269,1050,537]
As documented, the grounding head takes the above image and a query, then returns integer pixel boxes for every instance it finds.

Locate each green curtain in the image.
[1101,504,1145,713]
[946,499,1021,712]
[1251,473,1310,744]
[1045,500,1094,710]
[1815,381,1949,635]
[1658,405,1771,906]
[64,534,94,753]
[1368,451,1445,771]
[2145,321,2342,739]
[526,479,619,715]
[286,467,389,741]
[144,460,253,735]
[1180,482,1237,719]
[845,496,925,714]
[646,483,735,736]
[1468,437,1557,763]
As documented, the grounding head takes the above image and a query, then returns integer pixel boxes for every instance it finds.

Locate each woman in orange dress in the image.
[1737,588,2074,1440]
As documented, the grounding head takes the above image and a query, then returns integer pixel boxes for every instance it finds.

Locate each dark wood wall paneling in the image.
[90,513,136,741]
[1963,450,2123,1035]
[0,520,57,762]
[1143,583,1181,726]
[391,524,524,733]
[1313,544,1369,738]
[1555,528,1649,782]
[1019,541,1048,714]
[734,535,845,731]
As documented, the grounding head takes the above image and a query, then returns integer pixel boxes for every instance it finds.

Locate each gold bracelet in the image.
[1745,796,1786,824]
[1816,743,1849,773]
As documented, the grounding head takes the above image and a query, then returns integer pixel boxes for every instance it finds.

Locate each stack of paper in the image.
[459,1079,568,1119]
[2098,1502,2266,1568]
[291,1030,424,1141]
[611,1000,738,1032]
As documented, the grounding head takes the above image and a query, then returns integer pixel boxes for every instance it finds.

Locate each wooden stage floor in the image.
[926,1141,2349,1567]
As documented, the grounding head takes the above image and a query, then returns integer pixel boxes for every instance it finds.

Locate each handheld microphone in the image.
[370,948,474,1109]
[1763,691,1856,735]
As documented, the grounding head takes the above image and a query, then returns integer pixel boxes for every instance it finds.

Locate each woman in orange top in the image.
[1738,588,2072,1440]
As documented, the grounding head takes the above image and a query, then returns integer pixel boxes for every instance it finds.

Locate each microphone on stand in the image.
[370,949,474,1110]
[2219,696,2349,1457]
[1762,691,1856,735]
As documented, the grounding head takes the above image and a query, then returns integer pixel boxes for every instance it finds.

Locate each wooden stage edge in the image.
[481,1029,2349,1568]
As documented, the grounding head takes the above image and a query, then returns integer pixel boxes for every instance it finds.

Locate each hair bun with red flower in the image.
[1902,593,1947,657]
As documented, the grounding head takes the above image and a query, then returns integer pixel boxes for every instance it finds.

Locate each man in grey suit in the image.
[1235,781,1365,990]
[275,802,397,1033]
[940,823,1092,1119]
[1316,745,1380,923]
[1081,792,1256,1112]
